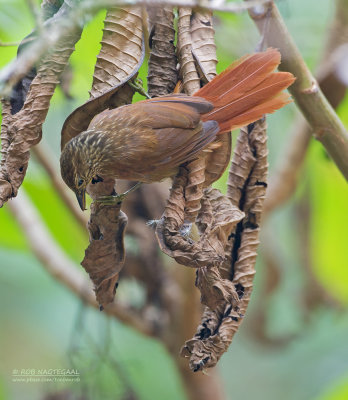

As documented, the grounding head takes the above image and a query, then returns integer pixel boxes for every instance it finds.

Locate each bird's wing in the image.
[88,95,219,178]
[89,94,213,130]
[152,120,219,168]
[132,96,218,168]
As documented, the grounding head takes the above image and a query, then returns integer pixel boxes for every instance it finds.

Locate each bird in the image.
[60,48,295,211]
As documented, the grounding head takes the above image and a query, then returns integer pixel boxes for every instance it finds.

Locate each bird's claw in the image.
[95,194,126,205]
[95,182,142,205]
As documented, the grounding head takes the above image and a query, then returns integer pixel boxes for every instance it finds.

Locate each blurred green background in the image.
[0,0,347,399]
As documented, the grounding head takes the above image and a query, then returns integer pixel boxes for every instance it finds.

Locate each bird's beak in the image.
[76,189,86,211]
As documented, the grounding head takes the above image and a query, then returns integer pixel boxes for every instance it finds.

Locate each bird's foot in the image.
[128,78,151,99]
[95,182,142,205]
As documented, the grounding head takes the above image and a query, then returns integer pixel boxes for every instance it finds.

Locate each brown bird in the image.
[60,48,295,210]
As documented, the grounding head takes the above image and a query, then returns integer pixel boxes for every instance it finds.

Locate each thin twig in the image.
[8,189,153,337]
[245,0,348,181]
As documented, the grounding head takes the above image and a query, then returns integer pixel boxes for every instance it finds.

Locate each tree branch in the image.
[245,0,348,181]
[264,0,348,214]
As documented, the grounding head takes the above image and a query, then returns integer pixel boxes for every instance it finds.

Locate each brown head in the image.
[60,129,111,210]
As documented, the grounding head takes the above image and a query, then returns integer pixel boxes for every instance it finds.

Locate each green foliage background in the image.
[0,1,347,399]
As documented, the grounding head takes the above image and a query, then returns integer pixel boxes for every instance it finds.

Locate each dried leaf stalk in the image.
[147,6,178,97]
[181,120,268,371]
[162,9,226,227]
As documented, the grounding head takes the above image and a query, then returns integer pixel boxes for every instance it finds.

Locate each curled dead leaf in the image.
[147,6,178,97]
[61,7,144,149]
[177,8,201,96]
[181,119,268,371]
[73,7,144,307]
[0,2,82,206]
[82,178,128,308]
[191,11,218,83]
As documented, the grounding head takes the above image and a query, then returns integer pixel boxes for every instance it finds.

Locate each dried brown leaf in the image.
[0,100,13,199]
[180,304,233,372]
[178,10,231,188]
[156,175,244,269]
[182,119,268,371]
[155,10,241,370]
[0,8,82,206]
[184,157,207,222]
[147,6,178,97]
[192,12,232,188]
[61,7,144,149]
[191,11,217,83]
[82,178,127,308]
[177,8,200,96]
[90,8,143,99]
[77,7,143,307]
[204,132,232,187]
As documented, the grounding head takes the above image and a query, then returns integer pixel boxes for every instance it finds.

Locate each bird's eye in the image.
[92,175,104,184]
[78,179,84,187]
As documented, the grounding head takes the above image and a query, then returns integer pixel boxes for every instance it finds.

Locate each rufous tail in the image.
[195,48,295,133]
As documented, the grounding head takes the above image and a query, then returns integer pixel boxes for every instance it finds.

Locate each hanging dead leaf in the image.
[82,178,127,309]
[177,8,201,96]
[191,11,218,83]
[0,3,83,207]
[0,100,13,200]
[155,172,244,269]
[147,6,178,97]
[204,132,232,187]
[75,7,143,307]
[181,119,268,371]
[192,11,232,188]
[61,7,144,149]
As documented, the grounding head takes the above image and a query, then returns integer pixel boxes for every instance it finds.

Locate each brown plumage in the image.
[60,48,295,210]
